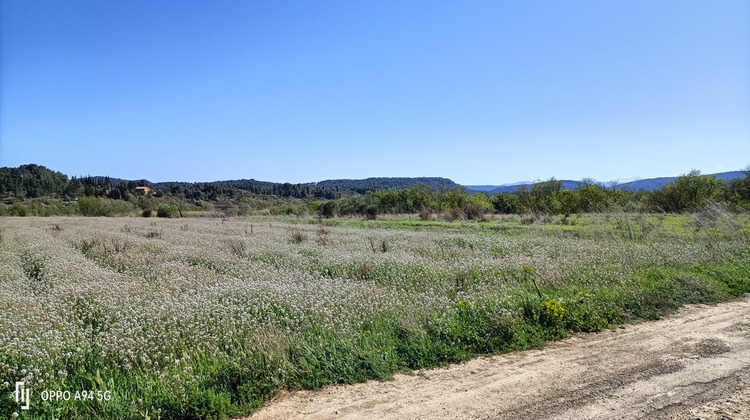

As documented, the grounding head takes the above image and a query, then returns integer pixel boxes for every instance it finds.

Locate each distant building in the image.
[135,186,150,195]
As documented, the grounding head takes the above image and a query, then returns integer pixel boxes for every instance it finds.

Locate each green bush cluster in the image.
[313,171,750,219]
[157,204,180,218]
[77,196,131,216]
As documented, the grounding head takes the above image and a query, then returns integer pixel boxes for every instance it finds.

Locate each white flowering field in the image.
[1,214,749,418]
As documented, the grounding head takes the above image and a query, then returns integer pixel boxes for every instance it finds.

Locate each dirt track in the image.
[250,295,750,420]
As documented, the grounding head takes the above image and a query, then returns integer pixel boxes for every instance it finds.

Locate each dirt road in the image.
[250,295,750,420]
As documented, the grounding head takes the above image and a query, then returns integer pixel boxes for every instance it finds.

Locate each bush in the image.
[8,203,29,216]
[463,201,485,220]
[443,207,465,222]
[142,209,152,217]
[319,201,337,218]
[365,205,378,220]
[491,194,519,214]
[157,204,180,218]
[74,196,131,217]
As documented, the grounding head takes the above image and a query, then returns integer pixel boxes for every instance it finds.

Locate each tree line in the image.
[313,170,750,218]
[2,164,749,218]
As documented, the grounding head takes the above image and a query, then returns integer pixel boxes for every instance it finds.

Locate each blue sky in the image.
[1,1,748,184]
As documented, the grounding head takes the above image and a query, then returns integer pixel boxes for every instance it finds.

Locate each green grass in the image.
[319,213,718,239]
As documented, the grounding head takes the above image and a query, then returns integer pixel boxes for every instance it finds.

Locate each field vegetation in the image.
[1,209,749,418]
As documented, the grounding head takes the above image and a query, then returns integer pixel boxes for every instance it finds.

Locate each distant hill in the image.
[151,177,461,198]
[463,185,501,192]
[465,181,532,193]
[314,177,459,194]
[468,171,747,194]
[479,180,580,194]
[618,171,745,191]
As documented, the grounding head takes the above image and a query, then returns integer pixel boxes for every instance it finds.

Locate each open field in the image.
[1,212,749,419]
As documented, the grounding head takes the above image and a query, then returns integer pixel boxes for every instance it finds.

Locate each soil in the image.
[248,295,750,420]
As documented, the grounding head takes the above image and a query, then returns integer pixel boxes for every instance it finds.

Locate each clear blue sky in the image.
[1,1,748,184]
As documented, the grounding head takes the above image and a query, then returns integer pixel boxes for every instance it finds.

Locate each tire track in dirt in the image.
[249,295,750,420]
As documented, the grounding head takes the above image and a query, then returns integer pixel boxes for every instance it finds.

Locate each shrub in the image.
[77,196,130,216]
[78,196,108,216]
[365,205,378,220]
[419,207,433,220]
[443,208,465,222]
[142,209,152,217]
[319,201,337,218]
[463,201,485,220]
[9,203,29,216]
[157,204,180,218]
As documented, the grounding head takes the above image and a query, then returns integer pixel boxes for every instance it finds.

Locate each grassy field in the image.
[1,210,749,419]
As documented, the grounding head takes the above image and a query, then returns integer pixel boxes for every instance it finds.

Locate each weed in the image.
[79,237,103,254]
[228,239,246,256]
[442,208,466,222]
[104,238,130,254]
[315,228,333,246]
[145,228,163,239]
[454,271,468,296]
[20,251,45,282]
[369,237,390,253]
[290,229,307,244]
[540,299,565,329]
[520,213,538,225]
[523,265,543,299]
[353,262,373,280]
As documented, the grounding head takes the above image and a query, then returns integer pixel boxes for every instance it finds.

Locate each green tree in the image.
[648,170,727,211]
